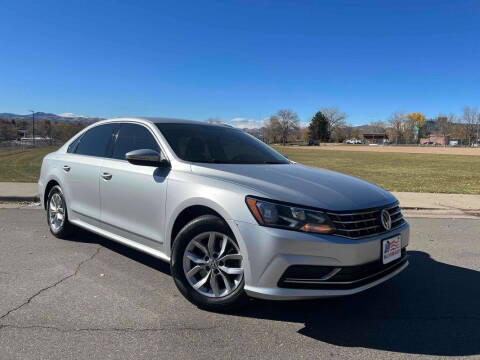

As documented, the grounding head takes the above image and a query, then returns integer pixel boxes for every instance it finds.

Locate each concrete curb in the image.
[0,195,40,202]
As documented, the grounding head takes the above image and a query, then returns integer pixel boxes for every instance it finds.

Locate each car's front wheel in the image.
[47,185,74,239]
[171,215,248,311]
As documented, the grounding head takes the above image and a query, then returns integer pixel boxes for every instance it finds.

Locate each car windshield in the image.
[155,123,289,164]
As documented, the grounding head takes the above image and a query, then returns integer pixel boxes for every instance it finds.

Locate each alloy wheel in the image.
[183,231,243,298]
[48,193,65,232]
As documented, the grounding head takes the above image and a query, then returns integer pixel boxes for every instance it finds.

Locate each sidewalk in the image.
[0,182,39,202]
[1,182,479,212]
[392,192,480,211]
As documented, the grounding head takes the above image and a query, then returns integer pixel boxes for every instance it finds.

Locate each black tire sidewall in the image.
[171,215,248,311]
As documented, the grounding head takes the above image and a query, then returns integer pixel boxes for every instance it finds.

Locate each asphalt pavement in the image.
[0,207,479,359]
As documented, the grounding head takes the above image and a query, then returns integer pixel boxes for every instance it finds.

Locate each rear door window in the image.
[75,124,118,157]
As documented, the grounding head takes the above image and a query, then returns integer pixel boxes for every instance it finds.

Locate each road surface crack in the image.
[0,324,217,333]
[0,246,102,321]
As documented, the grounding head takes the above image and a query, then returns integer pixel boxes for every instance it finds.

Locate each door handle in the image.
[63,165,71,172]
[101,172,112,180]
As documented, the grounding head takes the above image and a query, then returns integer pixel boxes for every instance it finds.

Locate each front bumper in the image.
[228,219,409,300]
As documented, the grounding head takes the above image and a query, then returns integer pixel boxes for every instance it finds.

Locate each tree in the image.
[436,114,453,147]
[402,119,416,144]
[301,127,310,141]
[367,121,387,133]
[406,112,426,142]
[262,116,282,144]
[332,125,353,143]
[308,111,330,141]
[451,123,468,144]
[462,106,479,145]
[275,109,300,146]
[52,123,87,142]
[0,120,17,141]
[321,107,347,137]
[387,111,406,144]
[351,127,363,140]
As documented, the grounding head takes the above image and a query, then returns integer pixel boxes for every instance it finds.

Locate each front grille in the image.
[328,202,406,239]
[278,250,408,290]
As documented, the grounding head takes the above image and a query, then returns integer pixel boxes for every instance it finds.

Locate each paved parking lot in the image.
[1,208,479,359]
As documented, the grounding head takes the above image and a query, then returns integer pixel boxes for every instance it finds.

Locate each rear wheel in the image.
[171,215,248,311]
[47,185,74,238]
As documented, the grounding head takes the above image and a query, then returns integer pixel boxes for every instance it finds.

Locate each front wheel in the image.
[171,215,249,311]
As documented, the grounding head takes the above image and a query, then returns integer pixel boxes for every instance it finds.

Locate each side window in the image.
[75,124,118,157]
[112,123,160,160]
[67,134,82,153]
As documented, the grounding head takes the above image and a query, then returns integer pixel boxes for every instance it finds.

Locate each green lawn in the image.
[273,146,480,194]
[1,146,479,194]
[0,146,58,182]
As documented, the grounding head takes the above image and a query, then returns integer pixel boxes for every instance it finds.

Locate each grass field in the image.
[283,143,480,156]
[0,147,58,182]
[1,145,479,194]
[273,146,480,194]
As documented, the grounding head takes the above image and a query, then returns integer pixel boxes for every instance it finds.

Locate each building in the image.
[20,136,53,146]
[420,134,449,146]
[362,133,388,144]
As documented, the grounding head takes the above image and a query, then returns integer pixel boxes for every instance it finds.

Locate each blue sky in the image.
[1,0,479,127]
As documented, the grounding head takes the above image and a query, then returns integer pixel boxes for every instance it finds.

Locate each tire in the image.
[46,185,74,239]
[171,215,249,311]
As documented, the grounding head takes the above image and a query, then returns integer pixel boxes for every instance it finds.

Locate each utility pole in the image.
[29,110,35,147]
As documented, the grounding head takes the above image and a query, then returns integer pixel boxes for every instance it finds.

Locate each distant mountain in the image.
[0,112,103,124]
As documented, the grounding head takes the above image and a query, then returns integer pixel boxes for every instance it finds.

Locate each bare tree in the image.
[262,116,282,144]
[275,109,300,146]
[402,118,416,144]
[387,111,406,144]
[462,106,479,146]
[368,121,387,133]
[331,125,351,143]
[321,107,347,137]
[436,114,454,147]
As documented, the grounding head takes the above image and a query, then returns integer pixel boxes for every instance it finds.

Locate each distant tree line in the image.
[257,105,480,146]
[0,117,88,143]
[383,107,479,145]
[260,107,351,144]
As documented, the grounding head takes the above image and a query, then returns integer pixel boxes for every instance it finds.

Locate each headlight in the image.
[245,197,336,234]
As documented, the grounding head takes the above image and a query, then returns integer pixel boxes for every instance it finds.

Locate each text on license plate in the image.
[382,235,402,264]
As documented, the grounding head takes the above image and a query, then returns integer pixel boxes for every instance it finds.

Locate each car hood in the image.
[190,163,396,211]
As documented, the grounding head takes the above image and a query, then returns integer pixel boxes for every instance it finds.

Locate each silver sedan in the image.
[38,117,409,310]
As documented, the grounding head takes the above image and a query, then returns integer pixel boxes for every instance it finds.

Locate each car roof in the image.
[103,117,232,127]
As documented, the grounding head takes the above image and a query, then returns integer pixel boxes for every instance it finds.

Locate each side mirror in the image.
[126,149,170,168]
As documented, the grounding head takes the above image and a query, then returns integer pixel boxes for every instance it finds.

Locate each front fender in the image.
[164,173,263,256]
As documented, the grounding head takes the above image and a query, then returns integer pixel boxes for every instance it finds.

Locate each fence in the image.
[0,139,63,148]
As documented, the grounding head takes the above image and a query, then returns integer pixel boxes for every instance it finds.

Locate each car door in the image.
[63,123,118,225]
[99,122,169,250]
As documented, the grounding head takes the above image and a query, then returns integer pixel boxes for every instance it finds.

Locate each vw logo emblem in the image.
[380,209,392,231]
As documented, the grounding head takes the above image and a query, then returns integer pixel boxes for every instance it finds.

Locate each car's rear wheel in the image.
[47,185,74,238]
[171,215,248,311]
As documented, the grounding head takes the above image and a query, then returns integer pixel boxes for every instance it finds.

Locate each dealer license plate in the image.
[382,235,402,264]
